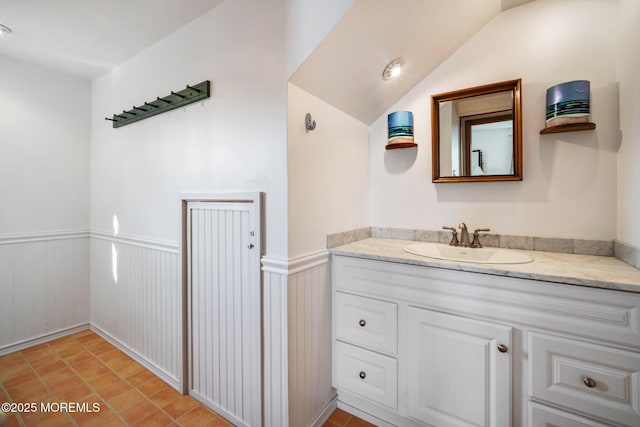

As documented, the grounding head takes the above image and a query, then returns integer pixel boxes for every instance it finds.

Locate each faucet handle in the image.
[471,228,491,248]
[442,226,459,246]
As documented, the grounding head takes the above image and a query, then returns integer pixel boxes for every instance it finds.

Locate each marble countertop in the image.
[330,238,640,293]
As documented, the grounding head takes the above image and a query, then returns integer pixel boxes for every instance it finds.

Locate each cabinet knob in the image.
[497,344,508,353]
[358,319,366,327]
[359,371,366,379]
[583,377,597,388]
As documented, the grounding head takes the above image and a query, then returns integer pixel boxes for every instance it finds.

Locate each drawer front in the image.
[529,402,610,427]
[335,292,397,354]
[529,333,640,426]
[334,341,397,409]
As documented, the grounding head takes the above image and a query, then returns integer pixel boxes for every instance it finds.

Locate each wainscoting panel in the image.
[262,259,289,427]
[287,251,335,427]
[262,252,335,427]
[0,231,89,353]
[90,231,181,386]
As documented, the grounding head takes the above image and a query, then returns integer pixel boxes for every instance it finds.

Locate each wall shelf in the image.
[106,80,211,128]
[540,122,596,135]
[385,143,418,150]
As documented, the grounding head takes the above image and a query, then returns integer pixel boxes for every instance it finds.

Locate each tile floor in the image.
[0,330,371,427]
[0,330,234,426]
[322,409,375,427]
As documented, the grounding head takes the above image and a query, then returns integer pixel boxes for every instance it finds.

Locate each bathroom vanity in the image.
[331,238,640,427]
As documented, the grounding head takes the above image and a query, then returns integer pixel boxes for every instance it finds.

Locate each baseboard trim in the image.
[0,323,90,356]
[310,394,338,427]
[89,323,180,392]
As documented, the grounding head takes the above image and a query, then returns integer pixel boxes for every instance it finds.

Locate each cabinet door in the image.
[407,307,512,427]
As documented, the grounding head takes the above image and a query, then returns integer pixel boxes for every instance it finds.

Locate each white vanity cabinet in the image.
[331,254,640,427]
[406,308,511,427]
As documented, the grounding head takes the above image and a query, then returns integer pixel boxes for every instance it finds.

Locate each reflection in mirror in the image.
[432,79,522,183]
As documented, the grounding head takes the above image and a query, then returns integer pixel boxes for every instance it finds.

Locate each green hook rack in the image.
[105,80,211,128]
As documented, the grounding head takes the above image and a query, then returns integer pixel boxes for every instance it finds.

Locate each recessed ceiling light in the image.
[0,24,13,35]
[383,57,405,80]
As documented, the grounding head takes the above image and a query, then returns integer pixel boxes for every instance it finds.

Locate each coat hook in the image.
[124,110,136,116]
[133,105,147,112]
[305,113,317,131]
[145,101,159,109]
[105,117,116,122]
[171,91,185,99]
[157,96,171,104]
[186,85,201,93]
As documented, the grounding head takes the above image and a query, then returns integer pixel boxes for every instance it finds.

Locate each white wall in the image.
[90,0,288,257]
[285,0,356,77]
[0,57,90,351]
[90,0,288,387]
[288,83,369,257]
[369,0,619,240]
[617,0,640,248]
[0,56,90,234]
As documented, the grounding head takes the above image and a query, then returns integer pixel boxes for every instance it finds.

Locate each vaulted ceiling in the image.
[290,0,535,125]
[0,0,225,79]
[0,0,533,122]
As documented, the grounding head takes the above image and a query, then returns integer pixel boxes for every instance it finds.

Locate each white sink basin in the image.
[403,242,533,264]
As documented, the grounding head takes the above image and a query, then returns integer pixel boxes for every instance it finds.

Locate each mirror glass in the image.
[431,79,522,183]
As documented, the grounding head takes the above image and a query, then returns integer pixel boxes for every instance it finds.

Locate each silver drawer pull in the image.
[583,377,597,388]
[359,371,366,379]
[358,319,366,327]
[497,344,508,353]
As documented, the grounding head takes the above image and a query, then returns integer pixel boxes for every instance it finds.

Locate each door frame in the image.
[180,192,264,424]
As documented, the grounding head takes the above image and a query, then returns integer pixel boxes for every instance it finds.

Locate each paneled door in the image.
[407,307,512,427]
[184,194,262,427]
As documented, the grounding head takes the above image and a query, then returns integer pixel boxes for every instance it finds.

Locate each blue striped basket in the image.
[545,80,590,127]
[387,111,414,145]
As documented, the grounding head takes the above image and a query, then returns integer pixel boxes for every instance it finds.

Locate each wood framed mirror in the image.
[431,79,522,183]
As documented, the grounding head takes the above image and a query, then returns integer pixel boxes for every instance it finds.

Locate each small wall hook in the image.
[305,113,317,131]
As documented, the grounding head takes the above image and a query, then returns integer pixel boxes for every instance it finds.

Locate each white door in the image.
[407,307,511,427]
[185,195,262,427]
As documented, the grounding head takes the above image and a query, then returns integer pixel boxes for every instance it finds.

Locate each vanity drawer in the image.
[529,332,640,427]
[335,292,397,354]
[529,402,610,427]
[334,341,397,409]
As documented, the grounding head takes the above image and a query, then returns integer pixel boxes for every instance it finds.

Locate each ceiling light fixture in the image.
[0,24,13,35]
[383,57,405,80]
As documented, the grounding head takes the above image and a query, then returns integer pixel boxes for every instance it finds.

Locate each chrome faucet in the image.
[458,223,471,247]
